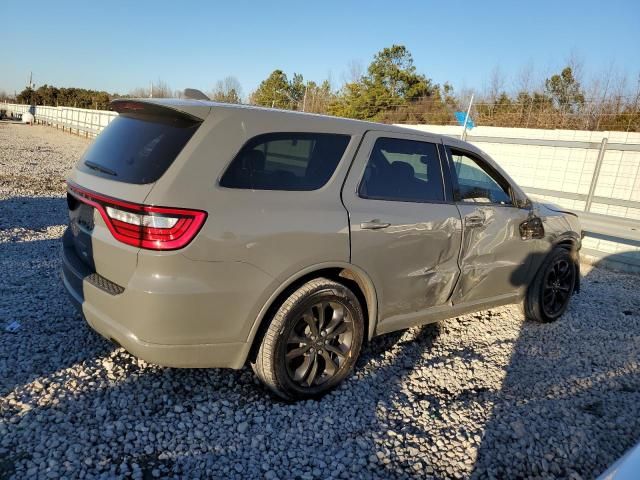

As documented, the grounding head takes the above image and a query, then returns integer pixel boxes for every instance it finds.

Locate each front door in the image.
[342,131,462,331]
[445,146,534,304]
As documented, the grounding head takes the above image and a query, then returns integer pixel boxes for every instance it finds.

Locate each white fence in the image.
[1,103,116,137]
[405,125,640,218]
[2,102,639,269]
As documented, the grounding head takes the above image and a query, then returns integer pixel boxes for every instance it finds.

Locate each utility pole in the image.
[302,85,308,112]
[28,72,35,107]
[150,81,153,98]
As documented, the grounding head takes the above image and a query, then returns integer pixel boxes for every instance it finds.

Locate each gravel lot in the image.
[1,122,639,479]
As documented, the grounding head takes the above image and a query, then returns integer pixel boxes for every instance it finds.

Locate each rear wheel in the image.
[251,278,364,401]
[524,247,577,322]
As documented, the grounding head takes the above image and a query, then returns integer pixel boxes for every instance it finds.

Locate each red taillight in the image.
[67,182,207,251]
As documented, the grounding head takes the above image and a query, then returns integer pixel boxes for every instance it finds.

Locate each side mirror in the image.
[514,197,532,210]
[519,216,544,240]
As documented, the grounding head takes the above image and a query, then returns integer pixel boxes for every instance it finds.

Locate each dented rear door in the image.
[342,131,462,329]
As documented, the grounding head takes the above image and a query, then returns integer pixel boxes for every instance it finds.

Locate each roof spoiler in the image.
[183,88,210,101]
[110,99,207,122]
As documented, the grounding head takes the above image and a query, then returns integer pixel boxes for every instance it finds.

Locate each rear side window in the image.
[220,133,350,191]
[359,137,445,203]
[78,113,200,184]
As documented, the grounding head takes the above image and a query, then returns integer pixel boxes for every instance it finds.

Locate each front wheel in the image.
[251,278,365,401]
[524,247,577,322]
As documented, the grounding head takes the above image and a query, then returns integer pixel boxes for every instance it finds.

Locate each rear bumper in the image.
[61,229,273,369]
[63,273,248,368]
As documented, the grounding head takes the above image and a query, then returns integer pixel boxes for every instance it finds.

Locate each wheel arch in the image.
[551,232,581,293]
[553,231,581,251]
[246,262,378,365]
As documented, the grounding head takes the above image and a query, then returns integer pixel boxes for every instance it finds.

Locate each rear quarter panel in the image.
[145,108,363,276]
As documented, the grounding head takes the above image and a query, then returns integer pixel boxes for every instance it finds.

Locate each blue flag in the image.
[454,111,475,129]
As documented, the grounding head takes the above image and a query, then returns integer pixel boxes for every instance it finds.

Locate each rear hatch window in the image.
[77,103,201,184]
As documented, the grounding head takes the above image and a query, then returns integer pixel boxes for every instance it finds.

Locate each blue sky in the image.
[3,0,639,98]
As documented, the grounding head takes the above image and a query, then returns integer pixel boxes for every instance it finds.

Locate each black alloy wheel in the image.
[541,257,575,318]
[524,246,578,323]
[251,278,364,400]
[284,301,354,388]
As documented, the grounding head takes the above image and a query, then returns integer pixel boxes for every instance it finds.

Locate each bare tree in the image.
[303,79,335,114]
[627,73,640,132]
[128,87,149,98]
[341,59,363,86]
[513,62,536,95]
[128,79,173,98]
[456,86,477,111]
[565,50,585,87]
[485,66,506,102]
[152,79,173,98]
[210,76,243,104]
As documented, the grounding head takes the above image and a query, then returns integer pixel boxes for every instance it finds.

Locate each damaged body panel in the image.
[348,203,463,326]
[343,129,582,336]
[451,204,532,304]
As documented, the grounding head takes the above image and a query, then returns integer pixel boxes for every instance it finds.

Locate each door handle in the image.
[465,215,485,228]
[360,219,391,230]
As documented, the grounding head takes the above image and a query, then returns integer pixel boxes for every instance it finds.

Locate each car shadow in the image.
[0,196,117,398]
[470,251,640,479]
[343,250,640,479]
[0,196,68,232]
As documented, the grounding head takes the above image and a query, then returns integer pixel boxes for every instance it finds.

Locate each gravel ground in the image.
[1,121,639,479]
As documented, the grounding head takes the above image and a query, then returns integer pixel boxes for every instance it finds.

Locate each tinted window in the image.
[359,137,444,203]
[450,150,512,204]
[78,114,200,184]
[220,133,350,190]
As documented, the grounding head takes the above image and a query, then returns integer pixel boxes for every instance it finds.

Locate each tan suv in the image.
[62,99,582,400]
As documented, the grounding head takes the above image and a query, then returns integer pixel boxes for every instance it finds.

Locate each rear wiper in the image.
[84,160,117,177]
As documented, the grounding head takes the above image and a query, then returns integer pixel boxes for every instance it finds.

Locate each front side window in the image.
[220,133,350,191]
[450,150,512,205]
[359,137,445,203]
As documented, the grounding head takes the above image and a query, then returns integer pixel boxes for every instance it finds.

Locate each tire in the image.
[524,247,577,322]
[251,277,365,401]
